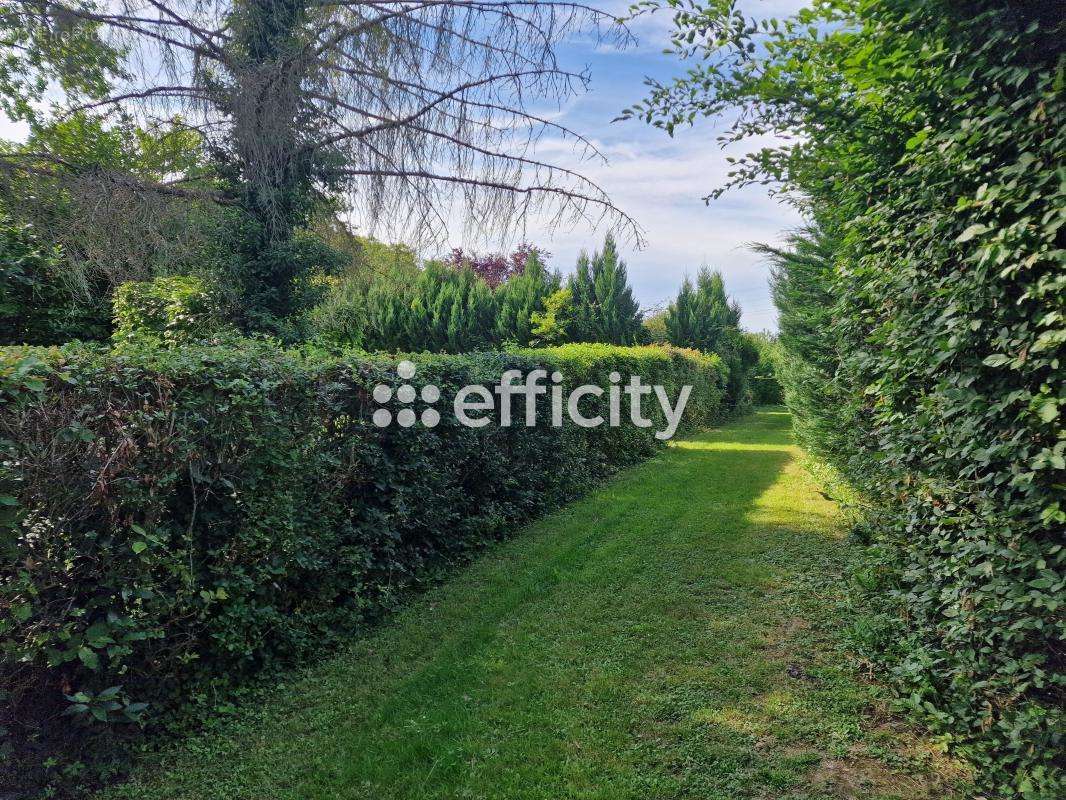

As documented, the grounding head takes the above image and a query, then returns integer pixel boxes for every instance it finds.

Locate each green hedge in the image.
[112,276,234,346]
[746,333,783,407]
[700,3,1064,795]
[626,0,1062,792]
[0,340,725,792]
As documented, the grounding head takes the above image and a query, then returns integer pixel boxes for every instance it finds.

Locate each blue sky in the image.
[504,0,809,332]
[0,0,807,331]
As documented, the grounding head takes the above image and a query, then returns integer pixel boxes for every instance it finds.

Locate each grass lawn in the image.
[102,410,968,800]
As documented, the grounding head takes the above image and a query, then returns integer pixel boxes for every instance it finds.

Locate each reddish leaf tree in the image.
[446,243,551,288]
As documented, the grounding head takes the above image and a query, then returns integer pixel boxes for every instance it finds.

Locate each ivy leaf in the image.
[77,647,99,670]
[905,129,929,150]
[1037,401,1059,423]
[956,224,990,243]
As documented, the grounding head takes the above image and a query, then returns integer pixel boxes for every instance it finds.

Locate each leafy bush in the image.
[630,0,1064,794]
[0,215,111,345]
[530,287,574,346]
[0,339,726,794]
[112,275,232,345]
[310,224,421,295]
[642,308,669,345]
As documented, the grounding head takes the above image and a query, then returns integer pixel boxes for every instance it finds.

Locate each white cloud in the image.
[468,120,801,332]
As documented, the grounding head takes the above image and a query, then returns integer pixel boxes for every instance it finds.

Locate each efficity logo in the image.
[371,360,442,428]
[372,360,691,440]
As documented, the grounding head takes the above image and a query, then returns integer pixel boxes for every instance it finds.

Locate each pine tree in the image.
[465,278,498,351]
[567,234,643,345]
[568,251,596,342]
[665,277,695,347]
[664,267,754,411]
[665,267,739,354]
[495,251,560,346]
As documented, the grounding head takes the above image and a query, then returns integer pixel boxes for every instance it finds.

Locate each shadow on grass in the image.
[99,411,964,800]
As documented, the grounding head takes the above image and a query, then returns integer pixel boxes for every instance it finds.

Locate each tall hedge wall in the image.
[0,340,725,792]
[746,3,1064,796]
[627,0,1063,793]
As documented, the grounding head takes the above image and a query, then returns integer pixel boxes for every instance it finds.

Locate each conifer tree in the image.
[567,234,643,345]
[495,251,560,346]
[405,263,498,353]
[664,267,753,410]
[665,267,740,354]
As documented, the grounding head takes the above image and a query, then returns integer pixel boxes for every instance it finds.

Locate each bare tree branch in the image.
[9,0,642,248]
[0,152,230,204]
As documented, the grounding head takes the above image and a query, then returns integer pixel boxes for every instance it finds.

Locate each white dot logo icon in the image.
[371,360,441,428]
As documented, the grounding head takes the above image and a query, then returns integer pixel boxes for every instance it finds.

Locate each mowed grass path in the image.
[104,411,965,800]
